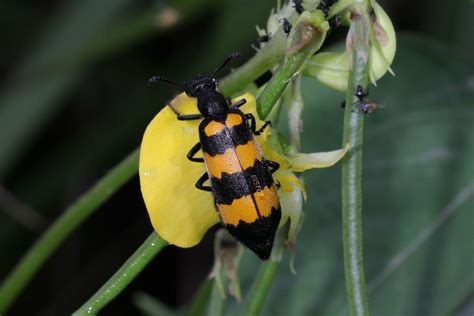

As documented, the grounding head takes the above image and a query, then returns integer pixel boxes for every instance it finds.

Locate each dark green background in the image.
[0,0,472,315]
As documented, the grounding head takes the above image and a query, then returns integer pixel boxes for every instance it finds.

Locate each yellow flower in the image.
[139,93,348,248]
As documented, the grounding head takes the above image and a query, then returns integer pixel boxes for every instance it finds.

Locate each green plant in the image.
[1,0,473,315]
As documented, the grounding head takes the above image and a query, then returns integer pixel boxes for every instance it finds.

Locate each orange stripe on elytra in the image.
[218,195,258,226]
[204,113,243,137]
[218,186,279,226]
[235,140,262,170]
[204,141,262,178]
[225,113,243,127]
[254,186,279,218]
[204,120,225,137]
[204,149,242,178]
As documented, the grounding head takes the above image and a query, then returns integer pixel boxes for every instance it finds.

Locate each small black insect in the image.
[292,0,304,14]
[317,0,337,17]
[258,33,271,44]
[341,85,381,115]
[355,85,369,101]
[282,18,292,35]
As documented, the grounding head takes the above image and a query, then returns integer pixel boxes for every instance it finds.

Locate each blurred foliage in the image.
[0,0,473,315]
[224,34,474,316]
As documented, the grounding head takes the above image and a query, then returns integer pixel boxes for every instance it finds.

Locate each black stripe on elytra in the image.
[199,119,254,156]
[226,206,281,260]
[210,159,274,205]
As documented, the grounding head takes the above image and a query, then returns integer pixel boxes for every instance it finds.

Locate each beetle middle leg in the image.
[187,142,204,162]
[196,173,212,191]
[266,159,280,174]
[244,113,272,135]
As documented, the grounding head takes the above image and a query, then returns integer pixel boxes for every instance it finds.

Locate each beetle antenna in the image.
[148,75,184,86]
[212,52,240,76]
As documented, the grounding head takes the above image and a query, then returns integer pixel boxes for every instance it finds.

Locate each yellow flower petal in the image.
[139,93,215,247]
[139,92,259,248]
[288,143,350,172]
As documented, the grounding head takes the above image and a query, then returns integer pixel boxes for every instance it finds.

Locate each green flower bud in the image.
[304,3,396,92]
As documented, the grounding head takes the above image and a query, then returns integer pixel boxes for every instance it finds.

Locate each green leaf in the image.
[133,292,177,316]
[228,34,474,315]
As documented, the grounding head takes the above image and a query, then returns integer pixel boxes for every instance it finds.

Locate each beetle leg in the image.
[255,121,272,135]
[231,98,247,108]
[187,142,204,162]
[196,173,212,191]
[244,113,257,133]
[275,180,281,189]
[177,113,203,121]
[245,113,272,135]
[266,159,280,173]
[166,103,202,120]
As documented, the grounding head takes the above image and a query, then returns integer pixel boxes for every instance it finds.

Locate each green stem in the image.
[219,29,287,97]
[256,11,328,119]
[341,2,371,316]
[0,149,139,313]
[242,260,279,316]
[72,232,167,315]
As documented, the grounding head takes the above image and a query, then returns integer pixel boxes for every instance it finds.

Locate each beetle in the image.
[257,33,271,44]
[148,53,282,260]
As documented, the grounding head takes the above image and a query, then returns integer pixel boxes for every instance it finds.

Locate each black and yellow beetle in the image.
[149,53,281,260]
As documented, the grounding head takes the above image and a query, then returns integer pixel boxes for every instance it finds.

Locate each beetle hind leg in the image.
[196,173,212,192]
[187,142,204,162]
[266,159,280,173]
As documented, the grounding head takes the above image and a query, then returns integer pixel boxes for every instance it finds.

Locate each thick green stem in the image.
[73,232,167,316]
[242,260,279,316]
[219,30,287,97]
[0,149,139,313]
[257,12,328,119]
[341,2,371,316]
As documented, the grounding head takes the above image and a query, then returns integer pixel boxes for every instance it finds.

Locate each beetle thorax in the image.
[197,89,228,121]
